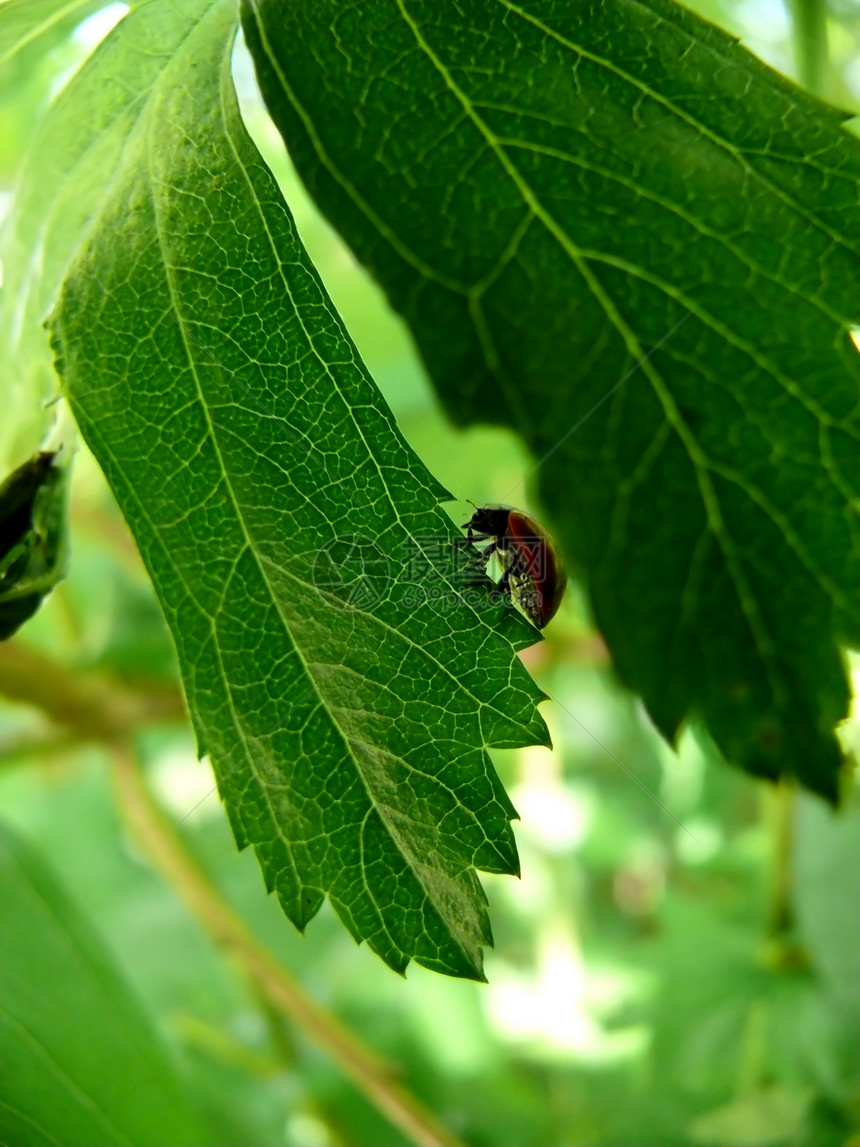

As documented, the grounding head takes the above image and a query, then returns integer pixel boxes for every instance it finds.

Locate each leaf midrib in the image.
[490,131,851,330]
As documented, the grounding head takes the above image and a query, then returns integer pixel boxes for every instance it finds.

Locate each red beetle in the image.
[462,504,566,628]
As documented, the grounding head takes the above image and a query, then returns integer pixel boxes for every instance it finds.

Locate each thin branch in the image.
[0,639,186,742]
[111,746,465,1147]
[0,725,81,765]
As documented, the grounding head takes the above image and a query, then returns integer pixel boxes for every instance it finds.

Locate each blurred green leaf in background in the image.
[0,820,206,1147]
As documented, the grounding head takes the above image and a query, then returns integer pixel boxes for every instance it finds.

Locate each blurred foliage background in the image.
[2,1,860,1145]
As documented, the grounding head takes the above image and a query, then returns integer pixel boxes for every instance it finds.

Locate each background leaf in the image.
[243,0,860,801]
[0,819,206,1147]
[0,0,219,466]
[0,0,102,72]
[49,0,548,979]
[794,790,860,1015]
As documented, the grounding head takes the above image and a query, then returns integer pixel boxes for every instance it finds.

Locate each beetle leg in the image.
[500,563,518,592]
[459,537,499,570]
[457,527,493,548]
[504,550,528,579]
[468,528,493,545]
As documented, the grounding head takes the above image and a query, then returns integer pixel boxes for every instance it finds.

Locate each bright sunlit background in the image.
[2,1,859,1144]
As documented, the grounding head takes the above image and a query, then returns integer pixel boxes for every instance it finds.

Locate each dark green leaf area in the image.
[0,450,67,639]
[50,1,547,979]
[0,452,55,562]
[244,0,860,800]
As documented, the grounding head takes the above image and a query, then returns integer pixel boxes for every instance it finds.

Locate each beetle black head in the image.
[461,503,511,536]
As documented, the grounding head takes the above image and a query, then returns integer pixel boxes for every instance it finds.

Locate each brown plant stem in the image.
[111,746,465,1147]
[0,726,81,764]
[0,639,185,742]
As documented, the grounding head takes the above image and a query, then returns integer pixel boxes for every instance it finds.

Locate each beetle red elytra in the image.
[462,503,566,628]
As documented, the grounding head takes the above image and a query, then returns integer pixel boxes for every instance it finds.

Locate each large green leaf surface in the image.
[0,820,205,1147]
[49,0,548,978]
[243,0,860,801]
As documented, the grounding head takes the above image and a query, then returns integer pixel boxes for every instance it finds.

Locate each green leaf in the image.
[0,0,101,72]
[0,0,221,464]
[0,820,206,1147]
[242,0,860,802]
[688,1085,810,1147]
[0,450,68,639]
[48,0,547,979]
